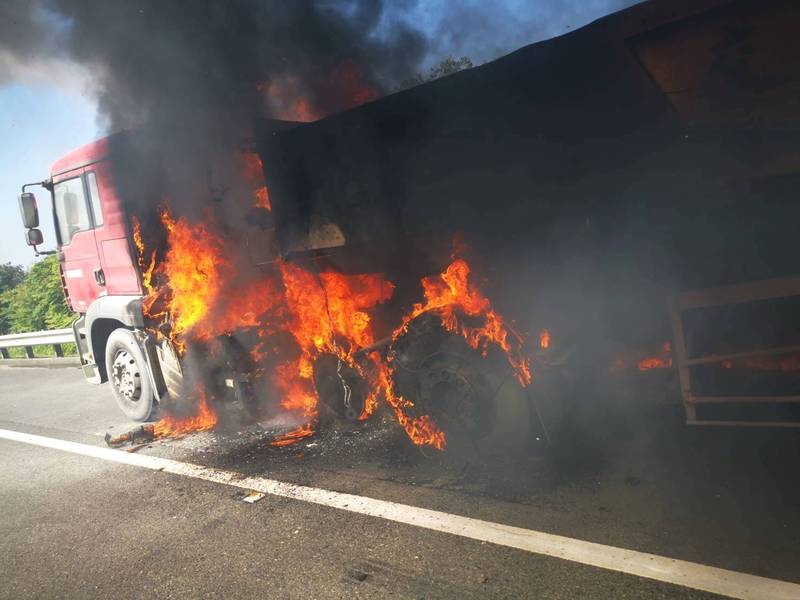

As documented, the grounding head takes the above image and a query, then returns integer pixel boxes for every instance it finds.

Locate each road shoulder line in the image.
[1,426,797,600]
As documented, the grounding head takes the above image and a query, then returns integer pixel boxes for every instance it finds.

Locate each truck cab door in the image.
[87,161,142,295]
[53,170,105,313]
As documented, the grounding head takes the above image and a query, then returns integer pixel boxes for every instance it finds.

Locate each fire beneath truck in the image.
[242,153,271,211]
[130,206,534,450]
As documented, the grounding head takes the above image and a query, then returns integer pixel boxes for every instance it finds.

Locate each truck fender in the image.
[84,295,146,383]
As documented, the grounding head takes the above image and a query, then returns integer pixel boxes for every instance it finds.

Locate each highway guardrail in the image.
[0,328,75,360]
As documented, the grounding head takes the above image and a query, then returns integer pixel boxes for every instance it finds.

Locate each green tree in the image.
[425,56,474,81]
[0,262,25,334]
[0,263,24,293]
[1,256,75,333]
[401,56,474,89]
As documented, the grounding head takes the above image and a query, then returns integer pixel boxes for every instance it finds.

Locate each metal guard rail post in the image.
[0,329,74,359]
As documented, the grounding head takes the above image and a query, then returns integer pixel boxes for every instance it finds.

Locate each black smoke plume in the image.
[1,0,429,223]
[3,0,426,126]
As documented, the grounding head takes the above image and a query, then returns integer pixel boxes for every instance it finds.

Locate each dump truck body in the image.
[261,0,800,298]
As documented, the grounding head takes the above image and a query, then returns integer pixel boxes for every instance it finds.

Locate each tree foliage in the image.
[0,262,26,335]
[0,256,75,334]
[401,56,474,89]
[425,56,474,81]
[0,263,24,294]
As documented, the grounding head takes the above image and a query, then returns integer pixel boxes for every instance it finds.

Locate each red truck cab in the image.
[19,133,165,422]
[49,134,142,312]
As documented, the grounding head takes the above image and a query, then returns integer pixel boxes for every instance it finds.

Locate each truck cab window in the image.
[86,172,104,227]
[53,176,91,245]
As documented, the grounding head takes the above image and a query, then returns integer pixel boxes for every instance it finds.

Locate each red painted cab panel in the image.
[50,134,142,313]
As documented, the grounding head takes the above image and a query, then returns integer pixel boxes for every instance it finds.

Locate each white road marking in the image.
[1,427,798,600]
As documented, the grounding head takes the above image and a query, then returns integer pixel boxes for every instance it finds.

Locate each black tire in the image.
[105,328,156,421]
[391,314,530,454]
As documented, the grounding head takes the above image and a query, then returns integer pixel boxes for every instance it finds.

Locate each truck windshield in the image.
[53,176,91,245]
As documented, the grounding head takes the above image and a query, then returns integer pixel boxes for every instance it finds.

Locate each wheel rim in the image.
[417,355,485,435]
[111,349,142,403]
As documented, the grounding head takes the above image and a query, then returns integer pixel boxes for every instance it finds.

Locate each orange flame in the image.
[637,341,673,371]
[319,60,379,111]
[254,187,271,211]
[257,61,378,122]
[194,276,281,341]
[377,357,447,450]
[539,329,550,350]
[158,208,226,341]
[275,261,394,420]
[132,208,530,451]
[272,358,318,419]
[377,257,533,450]
[256,80,323,122]
[152,388,217,438]
[270,423,315,447]
[394,258,532,387]
[131,217,156,296]
[242,153,272,211]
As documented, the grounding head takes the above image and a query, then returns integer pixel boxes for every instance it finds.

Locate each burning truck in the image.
[17,127,531,451]
[16,0,800,449]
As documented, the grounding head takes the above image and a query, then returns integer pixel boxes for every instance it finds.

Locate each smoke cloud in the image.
[1,0,642,130]
[2,1,428,131]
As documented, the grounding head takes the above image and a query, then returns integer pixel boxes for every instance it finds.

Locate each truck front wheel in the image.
[105,328,156,421]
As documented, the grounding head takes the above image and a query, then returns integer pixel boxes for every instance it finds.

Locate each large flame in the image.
[274,261,394,422]
[393,258,532,387]
[157,209,226,341]
[134,209,532,450]
[140,208,281,346]
[195,276,281,341]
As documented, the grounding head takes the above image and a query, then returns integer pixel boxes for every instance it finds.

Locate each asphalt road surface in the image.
[1,364,799,599]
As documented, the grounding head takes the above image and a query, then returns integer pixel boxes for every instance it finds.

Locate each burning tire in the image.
[105,328,157,421]
[390,314,530,453]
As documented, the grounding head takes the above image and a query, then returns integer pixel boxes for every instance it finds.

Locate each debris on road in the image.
[126,443,150,453]
[105,424,155,447]
[242,490,266,504]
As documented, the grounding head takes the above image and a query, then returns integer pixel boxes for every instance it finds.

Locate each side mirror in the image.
[25,228,44,247]
[19,192,39,229]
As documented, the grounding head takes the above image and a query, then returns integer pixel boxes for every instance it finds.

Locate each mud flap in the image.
[73,316,102,384]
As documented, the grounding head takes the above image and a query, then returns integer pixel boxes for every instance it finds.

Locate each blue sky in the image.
[0,0,636,268]
[390,0,636,69]
[0,84,101,267]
